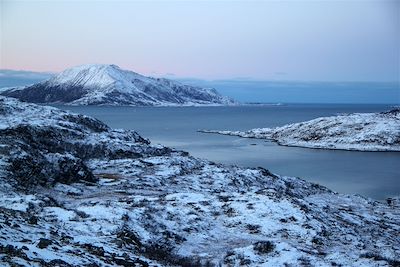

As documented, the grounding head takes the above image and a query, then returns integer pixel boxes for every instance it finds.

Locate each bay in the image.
[56,104,400,200]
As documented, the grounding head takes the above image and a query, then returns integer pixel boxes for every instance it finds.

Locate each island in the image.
[200,110,400,152]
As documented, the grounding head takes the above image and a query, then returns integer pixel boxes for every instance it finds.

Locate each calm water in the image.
[56,104,400,200]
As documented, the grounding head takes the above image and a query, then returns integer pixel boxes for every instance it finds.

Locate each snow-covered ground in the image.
[201,110,400,151]
[0,64,236,106]
[0,96,399,266]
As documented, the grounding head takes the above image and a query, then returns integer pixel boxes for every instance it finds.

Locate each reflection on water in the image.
[55,104,400,200]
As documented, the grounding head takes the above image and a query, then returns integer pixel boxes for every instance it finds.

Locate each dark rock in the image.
[28,216,38,225]
[246,224,261,234]
[381,108,400,116]
[81,243,105,257]
[0,244,22,256]
[109,149,142,160]
[258,167,279,179]
[9,152,96,189]
[361,252,400,266]
[116,229,142,248]
[62,114,109,133]
[46,259,73,267]
[113,256,149,267]
[253,241,275,254]
[37,238,53,249]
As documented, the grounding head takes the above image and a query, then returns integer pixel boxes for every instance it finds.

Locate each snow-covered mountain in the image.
[0,96,399,266]
[0,64,235,106]
[201,110,400,151]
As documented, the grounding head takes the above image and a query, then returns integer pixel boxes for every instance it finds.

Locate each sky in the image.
[0,0,399,82]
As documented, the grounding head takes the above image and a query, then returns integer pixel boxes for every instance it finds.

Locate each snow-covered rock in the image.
[201,110,400,151]
[0,96,399,266]
[0,64,235,106]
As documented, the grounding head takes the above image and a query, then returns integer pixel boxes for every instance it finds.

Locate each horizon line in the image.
[0,68,398,84]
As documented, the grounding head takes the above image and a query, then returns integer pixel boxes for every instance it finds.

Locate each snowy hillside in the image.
[0,64,235,106]
[201,110,400,151]
[0,96,399,266]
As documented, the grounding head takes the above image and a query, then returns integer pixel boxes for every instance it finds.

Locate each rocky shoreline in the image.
[0,96,399,266]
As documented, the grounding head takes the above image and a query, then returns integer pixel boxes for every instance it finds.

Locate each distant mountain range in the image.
[0,64,235,106]
[0,69,53,89]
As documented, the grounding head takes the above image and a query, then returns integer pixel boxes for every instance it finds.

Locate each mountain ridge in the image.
[1,64,235,106]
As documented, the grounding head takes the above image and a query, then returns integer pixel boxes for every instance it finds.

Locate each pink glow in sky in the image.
[0,0,399,81]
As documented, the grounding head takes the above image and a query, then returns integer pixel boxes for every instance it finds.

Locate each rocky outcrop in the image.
[0,97,167,191]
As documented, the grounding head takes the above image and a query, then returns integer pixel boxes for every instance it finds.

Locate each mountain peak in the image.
[56,64,122,75]
[48,64,137,88]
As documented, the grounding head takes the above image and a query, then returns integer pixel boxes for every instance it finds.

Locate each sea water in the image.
[56,104,400,200]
